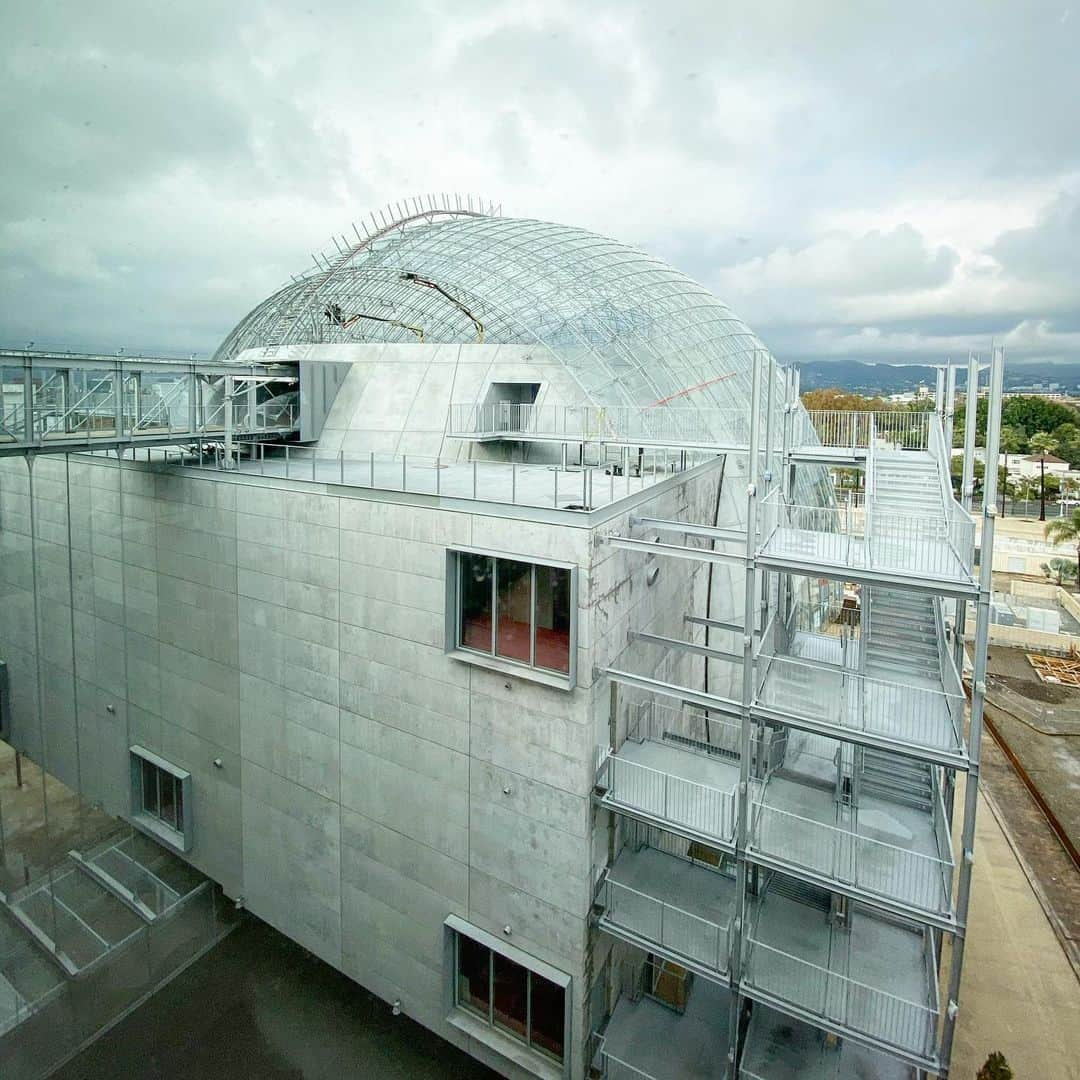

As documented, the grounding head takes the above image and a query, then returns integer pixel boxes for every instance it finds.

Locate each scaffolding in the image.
[588,347,1002,1079]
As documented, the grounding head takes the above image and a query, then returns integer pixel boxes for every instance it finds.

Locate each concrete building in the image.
[0,200,1003,1079]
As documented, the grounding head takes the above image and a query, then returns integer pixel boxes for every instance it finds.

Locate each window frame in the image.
[129,745,193,853]
[446,547,577,689]
[444,917,571,1077]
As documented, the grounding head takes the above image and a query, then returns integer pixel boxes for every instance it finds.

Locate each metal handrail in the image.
[749,799,954,914]
[599,753,738,842]
[755,653,964,753]
[744,935,937,1056]
[600,877,731,975]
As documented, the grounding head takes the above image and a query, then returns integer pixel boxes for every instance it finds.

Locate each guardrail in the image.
[180,441,713,511]
[759,489,972,582]
[587,1034,660,1080]
[600,754,737,842]
[744,936,937,1058]
[749,801,953,915]
[599,877,731,975]
[755,654,964,754]
[802,410,931,452]
[448,402,750,447]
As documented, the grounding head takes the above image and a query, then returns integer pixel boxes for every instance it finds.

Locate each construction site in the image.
[0,198,1077,1079]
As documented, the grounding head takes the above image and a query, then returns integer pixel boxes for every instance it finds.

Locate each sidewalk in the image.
[949,784,1080,1079]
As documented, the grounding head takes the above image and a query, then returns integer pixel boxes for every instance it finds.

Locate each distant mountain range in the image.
[798,360,1080,395]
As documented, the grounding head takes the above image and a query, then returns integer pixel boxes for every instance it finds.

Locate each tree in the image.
[977,1051,1013,1080]
[1052,421,1080,469]
[1041,558,1077,586]
[1028,431,1059,522]
[1045,508,1080,592]
[998,425,1026,517]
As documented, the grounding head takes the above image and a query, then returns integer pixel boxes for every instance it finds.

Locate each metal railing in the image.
[755,654,964,754]
[749,801,954,915]
[744,937,937,1058]
[599,754,737,842]
[599,877,731,975]
[801,410,931,452]
[448,402,749,447]
[759,489,972,581]
[184,441,712,511]
[588,1034,661,1080]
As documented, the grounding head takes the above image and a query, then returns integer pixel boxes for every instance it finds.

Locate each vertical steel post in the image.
[23,357,34,443]
[728,349,763,1071]
[223,374,234,469]
[961,354,980,513]
[188,370,197,438]
[935,367,946,417]
[940,345,1004,1067]
[944,364,959,458]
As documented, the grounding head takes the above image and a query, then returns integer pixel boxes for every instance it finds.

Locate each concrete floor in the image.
[602,975,729,1080]
[756,775,949,914]
[739,1002,911,1080]
[53,915,498,1080]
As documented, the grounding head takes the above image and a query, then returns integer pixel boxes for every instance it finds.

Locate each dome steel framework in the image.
[215,196,774,420]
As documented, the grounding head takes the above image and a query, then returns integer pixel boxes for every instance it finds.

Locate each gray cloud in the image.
[1,0,1078,365]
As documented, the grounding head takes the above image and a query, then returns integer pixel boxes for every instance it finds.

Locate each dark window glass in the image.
[534,564,571,673]
[457,935,490,1018]
[141,758,159,817]
[159,772,177,830]
[492,951,528,1040]
[528,973,566,1062]
[175,778,184,834]
[460,554,493,653]
[495,559,533,663]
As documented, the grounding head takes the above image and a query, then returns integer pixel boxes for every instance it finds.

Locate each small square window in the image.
[130,747,191,852]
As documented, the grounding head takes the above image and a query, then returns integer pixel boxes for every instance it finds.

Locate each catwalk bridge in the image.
[0,349,300,457]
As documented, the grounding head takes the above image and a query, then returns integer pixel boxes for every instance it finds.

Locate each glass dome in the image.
[215,202,773,419]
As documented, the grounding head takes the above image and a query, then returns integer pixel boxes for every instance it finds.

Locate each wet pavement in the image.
[53,916,498,1080]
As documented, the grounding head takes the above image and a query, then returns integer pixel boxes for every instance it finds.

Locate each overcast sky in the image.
[3,1,1078,365]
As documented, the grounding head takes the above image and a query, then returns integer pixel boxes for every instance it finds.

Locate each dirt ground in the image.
[984,645,1080,850]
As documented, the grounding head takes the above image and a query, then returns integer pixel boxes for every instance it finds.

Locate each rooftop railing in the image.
[177,441,713,512]
[797,410,932,453]
[448,402,750,447]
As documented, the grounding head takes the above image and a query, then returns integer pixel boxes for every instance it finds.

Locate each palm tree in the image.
[1045,508,1080,592]
[998,425,1025,517]
[1029,431,1058,521]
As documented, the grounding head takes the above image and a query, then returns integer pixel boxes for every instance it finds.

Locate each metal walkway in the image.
[0,350,299,457]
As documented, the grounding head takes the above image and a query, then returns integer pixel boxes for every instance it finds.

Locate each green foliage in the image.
[1041,559,1077,585]
[976,1051,1013,1080]
[953,395,1080,451]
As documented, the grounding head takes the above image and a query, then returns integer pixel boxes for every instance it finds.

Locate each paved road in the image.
[54,917,497,1080]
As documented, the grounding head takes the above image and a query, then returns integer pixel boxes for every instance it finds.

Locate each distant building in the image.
[1014,453,1069,479]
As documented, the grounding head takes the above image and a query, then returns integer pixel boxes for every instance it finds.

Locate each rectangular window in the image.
[449,550,575,686]
[130,747,192,852]
[454,931,566,1064]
